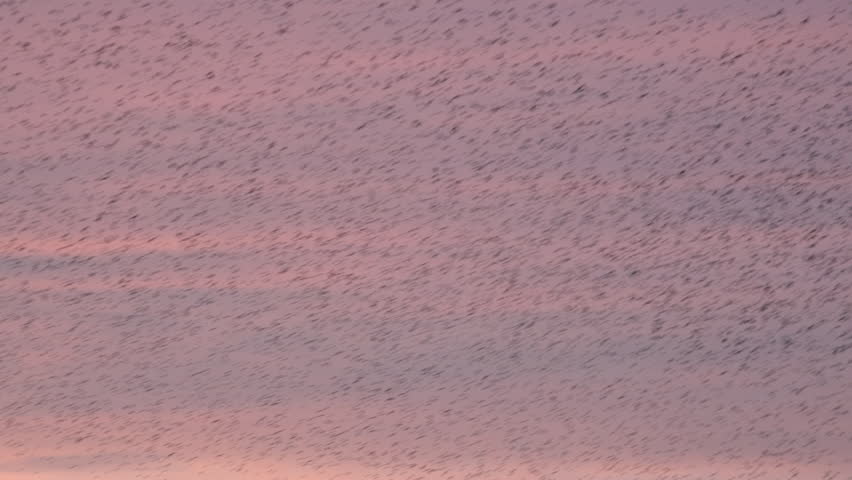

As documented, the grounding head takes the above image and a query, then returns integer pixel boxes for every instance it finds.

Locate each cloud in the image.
[0,453,166,473]
[2,403,849,478]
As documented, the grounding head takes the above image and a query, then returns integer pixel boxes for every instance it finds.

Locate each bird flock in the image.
[1,0,851,478]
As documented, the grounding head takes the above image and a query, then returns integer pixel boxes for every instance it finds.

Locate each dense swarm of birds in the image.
[1,0,851,478]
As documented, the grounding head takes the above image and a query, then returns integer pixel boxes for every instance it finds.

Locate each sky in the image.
[1,0,851,479]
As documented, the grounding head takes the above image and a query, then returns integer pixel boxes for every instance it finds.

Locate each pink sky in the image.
[1,0,851,479]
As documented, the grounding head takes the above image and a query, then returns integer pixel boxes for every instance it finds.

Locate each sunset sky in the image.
[1,0,851,478]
